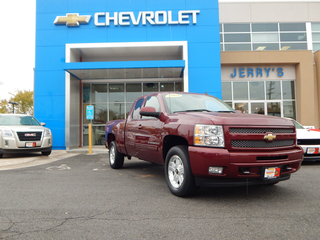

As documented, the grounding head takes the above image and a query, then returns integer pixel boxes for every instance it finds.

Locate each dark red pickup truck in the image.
[105,92,303,197]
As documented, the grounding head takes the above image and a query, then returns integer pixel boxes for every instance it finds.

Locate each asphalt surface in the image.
[0,152,320,239]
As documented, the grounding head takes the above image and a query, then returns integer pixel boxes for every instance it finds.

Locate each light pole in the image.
[8,101,19,114]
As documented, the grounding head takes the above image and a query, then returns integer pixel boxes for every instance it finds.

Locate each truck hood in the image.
[179,112,294,126]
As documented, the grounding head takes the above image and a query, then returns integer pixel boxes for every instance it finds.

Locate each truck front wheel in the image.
[109,141,124,169]
[165,146,198,197]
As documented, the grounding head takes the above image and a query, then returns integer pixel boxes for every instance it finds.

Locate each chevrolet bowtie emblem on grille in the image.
[54,13,91,26]
[264,133,276,142]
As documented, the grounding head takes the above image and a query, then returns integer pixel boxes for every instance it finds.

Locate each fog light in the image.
[209,166,223,174]
[4,140,9,146]
[48,139,51,145]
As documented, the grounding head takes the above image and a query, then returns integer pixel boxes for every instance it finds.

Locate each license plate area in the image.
[26,142,36,148]
[263,167,281,179]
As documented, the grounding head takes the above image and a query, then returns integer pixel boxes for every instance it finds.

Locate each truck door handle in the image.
[138,124,143,129]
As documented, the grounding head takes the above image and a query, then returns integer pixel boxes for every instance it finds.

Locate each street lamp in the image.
[8,101,19,114]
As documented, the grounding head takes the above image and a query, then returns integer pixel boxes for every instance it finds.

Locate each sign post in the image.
[86,105,94,154]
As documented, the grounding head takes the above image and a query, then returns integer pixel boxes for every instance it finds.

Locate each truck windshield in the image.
[0,115,41,126]
[163,93,235,114]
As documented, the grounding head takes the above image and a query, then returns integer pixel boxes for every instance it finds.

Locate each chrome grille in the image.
[17,132,42,141]
[231,140,295,148]
[229,128,294,134]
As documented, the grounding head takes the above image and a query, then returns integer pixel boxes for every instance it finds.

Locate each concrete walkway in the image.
[0,146,108,171]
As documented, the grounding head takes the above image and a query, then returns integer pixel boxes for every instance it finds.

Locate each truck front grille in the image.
[17,132,42,141]
[230,128,294,134]
[231,140,295,148]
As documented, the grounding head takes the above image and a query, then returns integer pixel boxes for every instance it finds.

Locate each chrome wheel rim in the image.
[168,155,185,189]
[109,146,115,165]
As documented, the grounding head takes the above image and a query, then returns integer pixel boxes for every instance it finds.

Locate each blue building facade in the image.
[35,0,221,149]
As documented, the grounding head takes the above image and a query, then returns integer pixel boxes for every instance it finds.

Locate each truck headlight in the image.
[44,129,52,137]
[194,124,225,147]
[2,129,14,138]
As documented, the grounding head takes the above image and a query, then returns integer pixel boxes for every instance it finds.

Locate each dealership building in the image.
[35,0,320,150]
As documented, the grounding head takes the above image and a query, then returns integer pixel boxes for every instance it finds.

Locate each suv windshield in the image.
[0,115,41,126]
[163,93,235,113]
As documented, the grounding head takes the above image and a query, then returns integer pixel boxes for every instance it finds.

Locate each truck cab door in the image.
[126,95,163,164]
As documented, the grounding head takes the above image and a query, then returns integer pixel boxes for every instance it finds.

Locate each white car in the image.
[292,119,320,162]
[0,114,52,158]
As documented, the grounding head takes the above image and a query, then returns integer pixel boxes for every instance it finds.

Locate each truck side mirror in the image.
[140,107,161,118]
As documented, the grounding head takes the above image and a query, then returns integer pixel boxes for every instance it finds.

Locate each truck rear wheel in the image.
[165,145,198,197]
[109,141,124,169]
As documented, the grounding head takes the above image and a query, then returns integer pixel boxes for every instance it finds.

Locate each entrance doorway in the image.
[82,81,182,146]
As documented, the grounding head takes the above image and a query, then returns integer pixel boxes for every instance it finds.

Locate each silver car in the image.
[0,114,52,158]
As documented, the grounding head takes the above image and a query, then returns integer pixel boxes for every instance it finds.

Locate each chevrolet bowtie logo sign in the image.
[54,13,91,26]
[264,133,277,142]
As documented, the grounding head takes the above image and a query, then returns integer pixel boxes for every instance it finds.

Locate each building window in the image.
[220,22,308,51]
[312,22,320,52]
[222,80,296,119]
[82,82,181,146]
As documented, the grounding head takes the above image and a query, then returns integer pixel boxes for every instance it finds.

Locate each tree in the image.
[0,99,8,113]
[0,90,34,115]
[8,90,34,115]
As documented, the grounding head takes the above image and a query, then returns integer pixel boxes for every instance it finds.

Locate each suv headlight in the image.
[2,129,14,138]
[44,129,52,137]
[194,124,225,147]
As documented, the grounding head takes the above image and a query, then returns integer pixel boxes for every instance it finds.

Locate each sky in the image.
[0,0,36,101]
[0,0,319,101]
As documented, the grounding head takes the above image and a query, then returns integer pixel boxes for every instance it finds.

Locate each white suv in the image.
[0,114,52,158]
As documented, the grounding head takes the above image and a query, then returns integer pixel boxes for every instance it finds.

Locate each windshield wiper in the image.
[215,111,236,113]
[174,109,213,113]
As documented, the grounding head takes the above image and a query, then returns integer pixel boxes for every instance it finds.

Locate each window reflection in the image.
[222,80,296,119]
[252,23,278,32]
[249,82,265,100]
[266,81,281,100]
[283,101,296,119]
[82,81,182,146]
[126,83,142,102]
[235,103,248,113]
[222,82,232,100]
[282,81,295,99]
[143,83,158,95]
[109,84,124,102]
[92,85,108,103]
[251,103,265,115]
[93,104,108,124]
[267,102,281,117]
[233,82,248,100]
[109,103,125,120]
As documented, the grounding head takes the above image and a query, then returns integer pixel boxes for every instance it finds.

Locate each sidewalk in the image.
[66,146,109,154]
[0,146,108,171]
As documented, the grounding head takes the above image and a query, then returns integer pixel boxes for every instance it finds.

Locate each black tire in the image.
[164,145,199,197]
[42,150,52,156]
[0,154,3,158]
[109,141,124,169]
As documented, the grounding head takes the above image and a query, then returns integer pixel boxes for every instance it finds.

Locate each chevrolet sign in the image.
[54,13,91,26]
[54,10,200,27]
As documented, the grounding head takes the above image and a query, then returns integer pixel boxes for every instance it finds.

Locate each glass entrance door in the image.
[82,82,182,146]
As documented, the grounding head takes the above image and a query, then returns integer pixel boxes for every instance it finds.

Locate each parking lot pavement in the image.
[0,150,79,171]
[0,146,109,171]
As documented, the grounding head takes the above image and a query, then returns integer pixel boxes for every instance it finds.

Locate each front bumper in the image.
[0,146,52,155]
[188,146,303,187]
[300,145,320,162]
